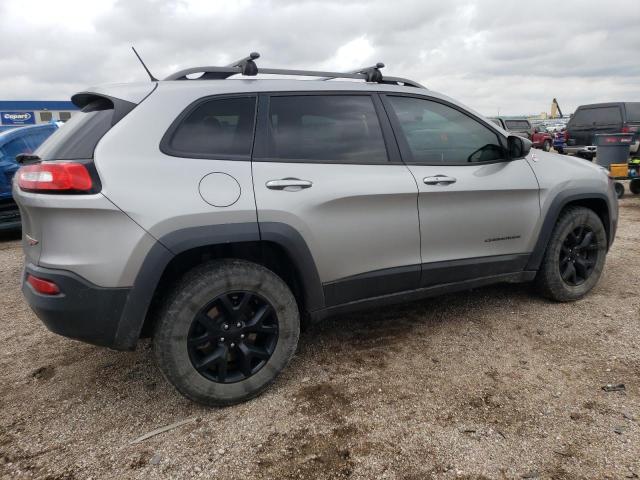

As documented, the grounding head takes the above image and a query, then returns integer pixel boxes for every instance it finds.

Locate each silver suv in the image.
[13,55,618,406]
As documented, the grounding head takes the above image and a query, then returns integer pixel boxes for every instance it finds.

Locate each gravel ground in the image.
[1,195,639,480]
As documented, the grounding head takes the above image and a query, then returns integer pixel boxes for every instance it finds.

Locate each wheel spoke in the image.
[561,262,576,282]
[244,304,275,333]
[195,344,227,372]
[236,343,254,377]
[245,343,271,360]
[574,258,588,279]
[188,332,211,346]
[236,292,253,317]
[217,352,228,382]
[218,295,237,319]
[578,231,594,249]
[195,312,218,334]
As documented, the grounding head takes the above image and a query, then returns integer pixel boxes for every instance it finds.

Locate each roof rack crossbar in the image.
[320,62,385,83]
[163,52,425,88]
[226,52,260,76]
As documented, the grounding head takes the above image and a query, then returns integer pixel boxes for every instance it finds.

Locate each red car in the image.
[489,117,553,151]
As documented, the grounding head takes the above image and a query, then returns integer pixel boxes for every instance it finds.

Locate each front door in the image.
[382,94,541,287]
[252,93,421,307]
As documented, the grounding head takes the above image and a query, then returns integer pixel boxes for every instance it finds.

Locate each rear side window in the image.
[573,106,622,126]
[264,95,388,163]
[387,96,505,164]
[625,103,640,122]
[36,97,132,161]
[163,96,256,159]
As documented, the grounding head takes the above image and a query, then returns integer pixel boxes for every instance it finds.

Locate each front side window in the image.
[388,96,506,164]
[166,96,256,158]
[265,95,388,163]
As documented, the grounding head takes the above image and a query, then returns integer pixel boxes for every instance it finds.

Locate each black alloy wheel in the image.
[559,225,599,286]
[187,291,279,384]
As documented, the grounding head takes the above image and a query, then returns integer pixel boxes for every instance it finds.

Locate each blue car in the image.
[0,123,58,230]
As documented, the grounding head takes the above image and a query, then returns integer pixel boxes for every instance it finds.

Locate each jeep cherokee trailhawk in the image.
[13,54,618,405]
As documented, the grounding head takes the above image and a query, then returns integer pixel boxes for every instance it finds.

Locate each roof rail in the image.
[164,52,425,88]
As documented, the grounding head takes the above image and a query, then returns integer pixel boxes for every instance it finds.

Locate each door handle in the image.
[265,178,313,190]
[423,175,457,185]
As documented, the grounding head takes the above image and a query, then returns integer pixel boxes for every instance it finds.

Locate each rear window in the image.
[504,120,530,130]
[36,98,124,161]
[573,106,622,126]
[163,96,257,159]
[625,103,640,122]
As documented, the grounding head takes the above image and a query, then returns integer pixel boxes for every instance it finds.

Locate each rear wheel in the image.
[153,259,300,406]
[630,178,640,195]
[543,140,551,152]
[536,207,607,302]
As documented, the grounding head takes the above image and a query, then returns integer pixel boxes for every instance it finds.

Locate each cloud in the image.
[0,0,638,114]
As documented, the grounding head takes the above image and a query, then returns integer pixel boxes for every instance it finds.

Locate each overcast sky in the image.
[1,0,639,115]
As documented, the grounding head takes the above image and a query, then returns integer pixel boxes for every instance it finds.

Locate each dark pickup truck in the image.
[489,117,553,151]
[563,102,640,160]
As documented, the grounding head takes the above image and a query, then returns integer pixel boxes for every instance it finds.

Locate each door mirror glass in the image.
[508,135,532,159]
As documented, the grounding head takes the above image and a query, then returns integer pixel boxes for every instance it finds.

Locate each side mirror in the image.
[508,135,532,159]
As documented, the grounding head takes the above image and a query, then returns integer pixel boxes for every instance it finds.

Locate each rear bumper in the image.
[564,145,597,156]
[22,263,131,349]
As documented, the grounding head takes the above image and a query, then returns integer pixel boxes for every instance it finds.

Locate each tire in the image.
[153,259,300,406]
[614,182,625,198]
[543,140,551,152]
[630,178,640,195]
[535,207,607,302]
[556,147,564,155]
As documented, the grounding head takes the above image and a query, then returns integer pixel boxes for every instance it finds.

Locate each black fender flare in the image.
[113,222,324,350]
[525,190,614,271]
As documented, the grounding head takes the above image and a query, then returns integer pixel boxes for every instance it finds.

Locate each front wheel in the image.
[153,259,300,406]
[630,178,640,195]
[536,207,607,302]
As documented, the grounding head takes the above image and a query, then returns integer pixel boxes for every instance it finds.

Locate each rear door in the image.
[570,105,623,146]
[252,92,421,307]
[382,94,540,286]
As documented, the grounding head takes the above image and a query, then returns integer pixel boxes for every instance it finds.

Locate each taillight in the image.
[27,274,60,295]
[621,124,638,133]
[17,162,93,192]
